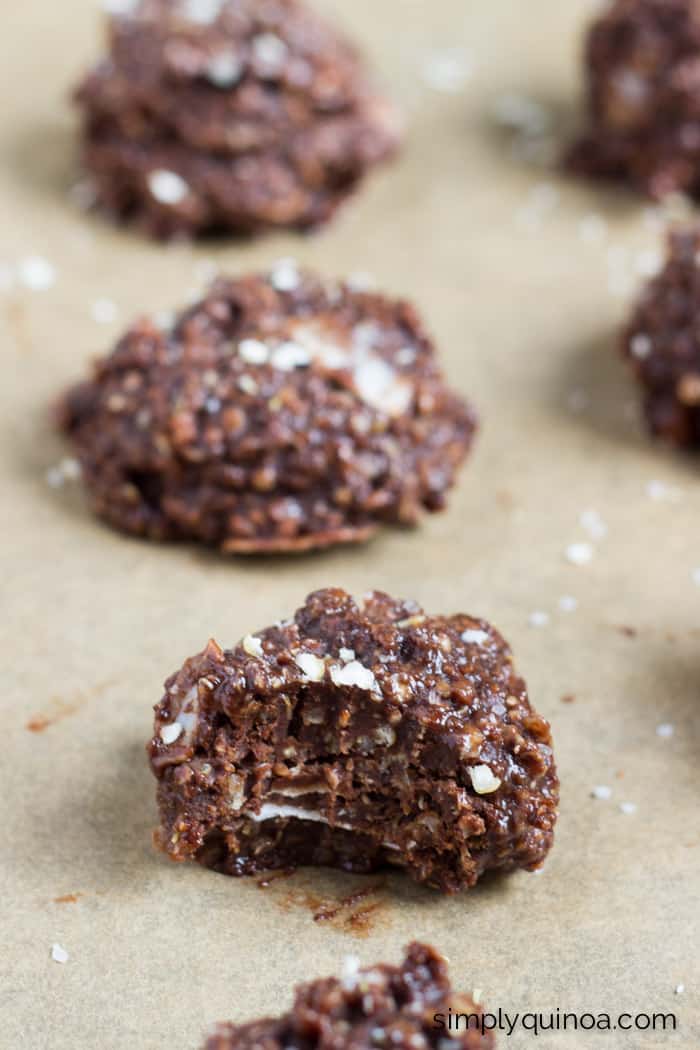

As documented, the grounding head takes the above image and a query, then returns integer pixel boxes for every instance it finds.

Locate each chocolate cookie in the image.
[567,0,700,199]
[58,268,475,553]
[148,588,559,893]
[205,943,494,1050]
[623,224,700,445]
[75,0,401,238]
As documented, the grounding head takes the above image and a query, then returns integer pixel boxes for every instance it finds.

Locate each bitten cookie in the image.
[58,267,475,553]
[74,0,401,238]
[624,224,700,445]
[148,589,559,893]
[204,943,494,1050]
[567,0,700,199]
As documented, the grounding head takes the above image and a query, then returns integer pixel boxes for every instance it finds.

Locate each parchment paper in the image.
[1,2,698,1047]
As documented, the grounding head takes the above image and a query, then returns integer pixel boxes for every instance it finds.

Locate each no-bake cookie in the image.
[205,943,494,1050]
[58,268,475,553]
[75,0,401,238]
[624,224,700,445]
[148,588,558,893]
[567,0,700,199]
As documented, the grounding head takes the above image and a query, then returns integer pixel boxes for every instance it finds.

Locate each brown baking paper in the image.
[2,1,699,1047]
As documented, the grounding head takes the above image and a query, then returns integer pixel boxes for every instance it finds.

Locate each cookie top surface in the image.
[61,269,475,552]
[587,0,700,128]
[205,943,493,1050]
[152,587,556,799]
[80,0,401,156]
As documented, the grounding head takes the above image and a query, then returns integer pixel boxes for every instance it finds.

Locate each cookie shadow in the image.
[4,117,78,206]
[550,329,700,481]
[549,327,656,451]
[473,86,642,215]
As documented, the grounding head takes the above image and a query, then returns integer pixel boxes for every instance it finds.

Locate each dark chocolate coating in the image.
[58,270,475,554]
[205,943,494,1050]
[624,224,700,445]
[567,0,700,199]
[148,589,559,894]
[74,0,401,238]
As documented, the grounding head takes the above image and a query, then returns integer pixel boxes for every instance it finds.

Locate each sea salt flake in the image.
[619,801,637,815]
[461,628,490,645]
[559,595,578,612]
[566,542,594,566]
[656,722,674,739]
[242,634,264,658]
[51,943,69,964]
[295,652,325,682]
[238,375,259,395]
[148,169,189,205]
[330,660,378,693]
[353,357,412,415]
[630,333,652,359]
[238,338,269,365]
[635,249,663,278]
[269,258,300,292]
[469,764,501,795]
[528,611,550,628]
[182,0,224,24]
[342,955,361,990]
[675,984,685,995]
[206,50,243,88]
[19,256,55,291]
[346,271,376,292]
[160,722,183,744]
[339,648,355,663]
[91,298,118,324]
[421,49,473,93]
[46,458,81,488]
[691,567,700,586]
[579,508,608,540]
[102,0,140,15]
[591,784,612,800]
[252,33,288,70]
[271,341,311,371]
[60,457,81,481]
[46,466,64,489]
[646,479,681,502]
